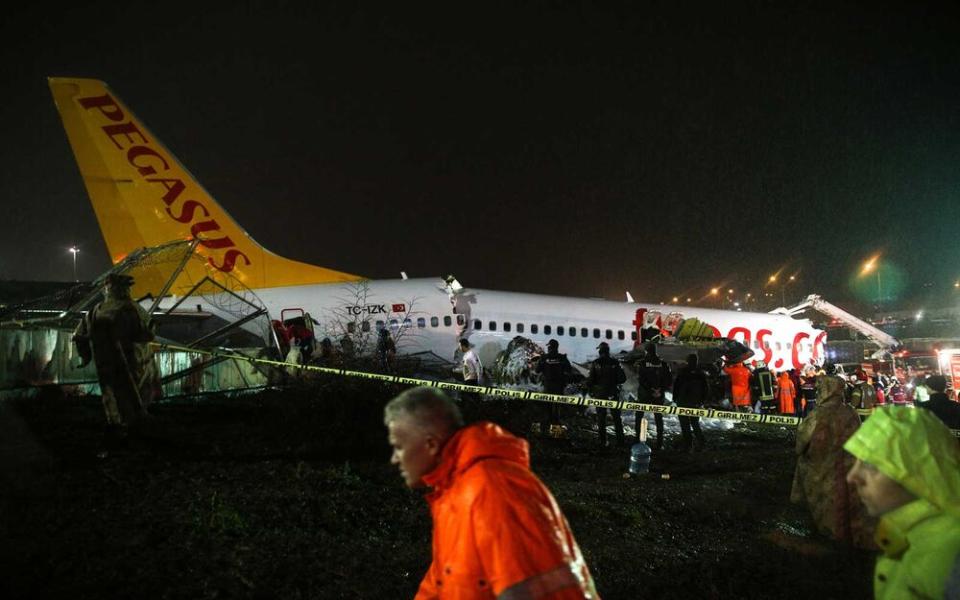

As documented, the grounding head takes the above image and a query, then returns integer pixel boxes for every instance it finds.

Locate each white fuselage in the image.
[238,278,826,371]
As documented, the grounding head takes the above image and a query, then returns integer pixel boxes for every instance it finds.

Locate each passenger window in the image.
[764,341,770,350]
[390,319,398,327]
[631,331,637,341]
[443,316,451,326]
[361,321,370,332]
[403,318,412,328]
[531,324,539,334]
[581,328,588,337]
[457,314,465,325]
[376,320,385,330]
[557,326,565,336]
[431,316,439,327]
[786,342,792,349]
[489,321,497,331]
[517,323,524,333]
[504,322,512,332]
[417,317,426,328]
[593,328,600,338]
[775,342,782,350]
[618,330,625,340]
[605,329,613,339]
[753,340,760,349]
[544,325,552,335]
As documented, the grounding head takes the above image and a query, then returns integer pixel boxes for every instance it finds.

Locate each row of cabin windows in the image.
[471,319,636,341]
[347,314,466,333]
[345,316,813,354]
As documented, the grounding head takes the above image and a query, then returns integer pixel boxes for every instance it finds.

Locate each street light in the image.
[68,246,79,282]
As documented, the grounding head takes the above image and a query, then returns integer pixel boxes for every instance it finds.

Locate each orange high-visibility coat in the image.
[418,422,598,599]
[725,363,752,407]
[777,372,796,415]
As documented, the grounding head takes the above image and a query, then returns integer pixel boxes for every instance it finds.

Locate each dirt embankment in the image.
[0,382,873,599]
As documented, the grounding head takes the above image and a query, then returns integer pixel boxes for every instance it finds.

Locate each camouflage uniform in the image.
[73,275,156,430]
[790,375,875,548]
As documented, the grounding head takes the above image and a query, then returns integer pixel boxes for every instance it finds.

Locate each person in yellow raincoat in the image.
[844,406,960,599]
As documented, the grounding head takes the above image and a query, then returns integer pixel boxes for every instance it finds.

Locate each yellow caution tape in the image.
[149,342,960,436]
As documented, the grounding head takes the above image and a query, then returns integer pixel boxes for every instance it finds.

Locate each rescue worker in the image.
[776,370,796,415]
[458,338,483,403]
[535,339,572,437]
[584,342,627,448]
[317,337,335,364]
[73,273,156,455]
[636,343,672,450]
[751,361,776,414]
[844,407,960,599]
[799,366,818,416]
[724,359,752,413]
[850,372,878,416]
[921,374,960,430]
[791,374,875,548]
[376,328,397,373]
[672,353,708,452]
[384,386,598,599]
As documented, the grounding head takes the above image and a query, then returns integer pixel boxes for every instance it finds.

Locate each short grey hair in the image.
[384,386,464,437]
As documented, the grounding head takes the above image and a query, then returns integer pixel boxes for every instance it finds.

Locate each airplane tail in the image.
[49,78,362,292]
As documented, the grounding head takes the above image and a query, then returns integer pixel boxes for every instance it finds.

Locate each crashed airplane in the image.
[49,78,826,375]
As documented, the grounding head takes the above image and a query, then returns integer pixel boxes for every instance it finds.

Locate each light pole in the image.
[69,246,79,282]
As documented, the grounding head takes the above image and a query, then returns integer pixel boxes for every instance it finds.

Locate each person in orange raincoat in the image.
[724,360,752,412]
[777,371,797,415]
[385,386,598,599]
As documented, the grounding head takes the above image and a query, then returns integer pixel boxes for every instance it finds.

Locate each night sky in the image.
[3,2,959,310]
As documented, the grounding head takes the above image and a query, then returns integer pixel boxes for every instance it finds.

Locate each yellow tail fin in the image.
[49,77,362,291]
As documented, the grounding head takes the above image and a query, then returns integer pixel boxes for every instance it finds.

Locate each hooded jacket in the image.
[843,407,960,600]
[790,376,875,548]
[418,422,597,599]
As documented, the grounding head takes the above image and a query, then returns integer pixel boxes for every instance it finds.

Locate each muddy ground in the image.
[0,378,874,599]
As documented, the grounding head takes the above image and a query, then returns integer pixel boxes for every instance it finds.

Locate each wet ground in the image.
[0,379,874,599]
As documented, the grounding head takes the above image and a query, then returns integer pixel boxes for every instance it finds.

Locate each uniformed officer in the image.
[636,343,672,450]
[584,342,627,447]
[535,339,572,436]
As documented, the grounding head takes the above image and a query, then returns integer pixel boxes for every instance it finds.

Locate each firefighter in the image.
[384,386,598,598]
[534,339,572,437]
[73,273,157,456]
[751,361,776,414]
[584,342,627,448]
[724,359,753,413]
[850,372,879,417]
[636,343,672,450]
[844,407,960,599]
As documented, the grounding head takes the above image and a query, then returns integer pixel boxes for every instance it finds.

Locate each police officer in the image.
[673,353,709,451]
[535,339,572,436]
[73,273,156,455]
[376,328,397,373]
[636,343,672,450]
[584,342,627,447]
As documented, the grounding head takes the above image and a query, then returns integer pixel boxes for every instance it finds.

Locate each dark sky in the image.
[3,2,959,310]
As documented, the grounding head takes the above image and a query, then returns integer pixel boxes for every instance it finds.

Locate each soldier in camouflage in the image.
[74,273,157,453]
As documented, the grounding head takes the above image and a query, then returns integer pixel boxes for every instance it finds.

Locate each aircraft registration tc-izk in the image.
[49,78,825,372]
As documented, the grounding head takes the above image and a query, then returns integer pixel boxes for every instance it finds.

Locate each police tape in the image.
[151,342,960,436]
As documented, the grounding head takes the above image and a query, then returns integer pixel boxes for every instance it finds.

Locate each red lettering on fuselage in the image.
[77,91,249,273]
